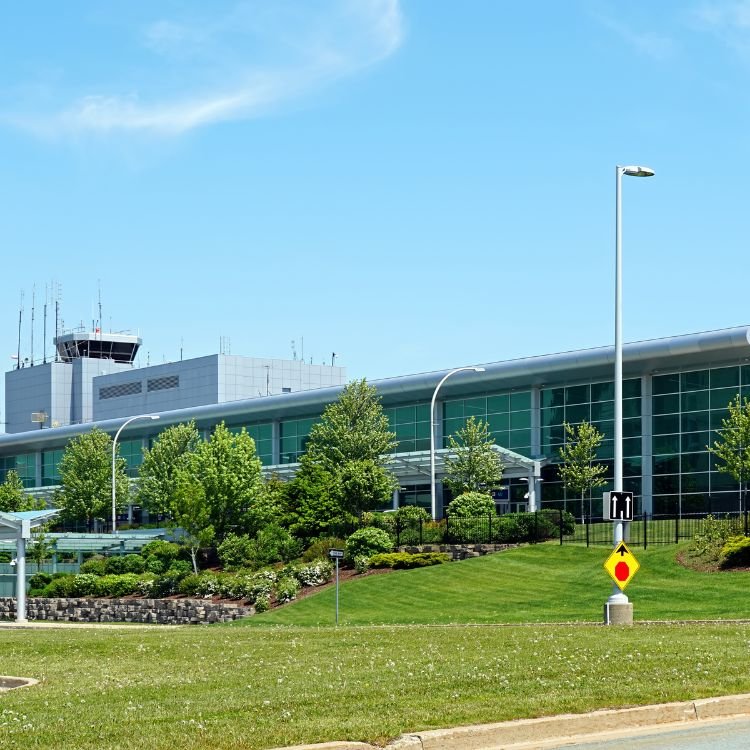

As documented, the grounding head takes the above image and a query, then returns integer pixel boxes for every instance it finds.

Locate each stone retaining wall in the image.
[0,597,253,625]
[399,543,519,559]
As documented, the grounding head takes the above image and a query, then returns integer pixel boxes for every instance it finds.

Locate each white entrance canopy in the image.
[0,509,60,623]
[261,446,545,509]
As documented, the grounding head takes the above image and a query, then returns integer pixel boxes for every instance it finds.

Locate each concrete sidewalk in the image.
[271,693,750,750]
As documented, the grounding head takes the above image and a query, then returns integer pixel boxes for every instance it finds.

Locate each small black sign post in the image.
[328,549,344,625]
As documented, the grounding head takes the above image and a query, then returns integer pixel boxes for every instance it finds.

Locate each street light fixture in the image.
[429,366,486,519]
[112,414,160,533]
[610,163,654,614]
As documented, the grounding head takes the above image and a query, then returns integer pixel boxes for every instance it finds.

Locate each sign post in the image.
[603,490,636,624]
[328,549,344,625]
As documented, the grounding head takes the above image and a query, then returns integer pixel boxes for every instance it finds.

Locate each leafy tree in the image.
[246,473,286,538]
[184,422,263,541]
[304,379,397,516]
[557,420,607,517]
[171,471,215,574]
[443,417,503,496]
[708,395,750,513]
[53,428,129,530]
[137,421,200,517]
[446,491,496,517]
[28,527,52,571]
[282,461,352,541]
[0,470,45,512]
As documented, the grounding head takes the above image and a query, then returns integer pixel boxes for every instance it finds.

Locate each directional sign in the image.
[604,490,634,521]
[604,541,640,591]
[328,548,344,560]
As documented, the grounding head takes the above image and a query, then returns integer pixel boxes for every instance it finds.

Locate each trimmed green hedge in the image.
[369,552,450,569]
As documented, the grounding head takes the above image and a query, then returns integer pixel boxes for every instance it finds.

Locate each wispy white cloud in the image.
[595,12,677,61]
[690,1,750,59]
[4,0,404,138]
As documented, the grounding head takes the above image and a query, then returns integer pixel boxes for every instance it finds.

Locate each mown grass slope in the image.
[243,543,750,626]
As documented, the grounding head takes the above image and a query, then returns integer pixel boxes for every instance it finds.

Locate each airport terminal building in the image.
[2,325,750,520]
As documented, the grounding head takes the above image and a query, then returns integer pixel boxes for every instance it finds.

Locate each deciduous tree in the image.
[708,395,750,513]
[137,421,200,517]
[54,428,129,530]
[557,420,607,517]
[443,417,503,496]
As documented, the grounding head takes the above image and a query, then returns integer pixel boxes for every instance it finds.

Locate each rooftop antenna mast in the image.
[16,290,23,370]
[97,280,102,338]
[291,340,297,361]
[30,285,35,367]
[43,284,48,364]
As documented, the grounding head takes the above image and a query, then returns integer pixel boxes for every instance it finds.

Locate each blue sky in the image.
[1,0,749,397]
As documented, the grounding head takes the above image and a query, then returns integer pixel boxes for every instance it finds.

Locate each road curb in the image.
[268,693,750,750]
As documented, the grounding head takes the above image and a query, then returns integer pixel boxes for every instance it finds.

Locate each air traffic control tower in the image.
[5,330,141,433]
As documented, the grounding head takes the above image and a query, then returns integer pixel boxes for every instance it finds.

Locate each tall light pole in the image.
[112,414,160,533]
[610,164,654,613]
[430,367,485,519]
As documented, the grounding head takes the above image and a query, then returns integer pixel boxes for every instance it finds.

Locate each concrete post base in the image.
[604,602,633,625]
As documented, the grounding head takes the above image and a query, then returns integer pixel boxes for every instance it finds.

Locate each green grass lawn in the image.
[3,622,750,750]
[244,543,750,627]
[3,544,750,750]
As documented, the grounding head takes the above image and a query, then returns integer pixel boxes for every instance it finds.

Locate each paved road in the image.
[565,717,750,749]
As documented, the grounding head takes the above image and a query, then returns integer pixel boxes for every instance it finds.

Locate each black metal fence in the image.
[562,511,749,549]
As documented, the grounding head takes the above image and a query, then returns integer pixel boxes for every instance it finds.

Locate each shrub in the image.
[540,509,575,536]
[167,560,192,576]
[492,512,558,543]
[274,576,301,604]
[345,527,392,561]
[150,568,189,597]
[719,536,750,569]
[28,572,52,590]
[362,511,396,533]
[80,557,106,576]
[395,505,430,522]
[254,593,270,613]
[178,573,203,597]
[93,574,141,597]
[141,541,181,567]
[145,557,166,575]
[248,524,303,568]
[295,560,333,587]
[693,515,738,562]
[301,537,346,563]
[135,574,156,597]
[354,555,370,574]
[40,575,76,598]
[447,492,496,518]
[103,554,147,575]
[369,552,450,569]
[217,534,255,570]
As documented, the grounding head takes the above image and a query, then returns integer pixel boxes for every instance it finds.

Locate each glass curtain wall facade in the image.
[651,365,750,513]
[540,379,642,517]
[442,391,532,454]
[0,453,36,488]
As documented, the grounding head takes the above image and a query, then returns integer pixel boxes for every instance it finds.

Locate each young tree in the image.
[185,422,263,541]
[708,395,750,513]
[137,421,200,516]
[28,527,52,571]
[557,420,607,518]
[54,428,129,530]
[171,472,214,574]
[443,417,503,496]
[0,470,44,512]
[304,379,397,516]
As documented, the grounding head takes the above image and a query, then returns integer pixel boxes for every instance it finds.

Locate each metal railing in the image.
[562,511,749,548]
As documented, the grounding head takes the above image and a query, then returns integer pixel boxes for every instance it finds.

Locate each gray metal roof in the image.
[1,325,749,454]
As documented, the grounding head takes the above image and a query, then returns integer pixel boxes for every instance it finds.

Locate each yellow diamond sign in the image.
[604,541,640,591]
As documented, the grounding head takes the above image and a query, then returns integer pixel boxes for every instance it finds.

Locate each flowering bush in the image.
[354,555,370,574]
[295,560,333,586]
[274,576,301,604]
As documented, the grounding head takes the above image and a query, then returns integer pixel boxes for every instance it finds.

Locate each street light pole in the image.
[112,414,160,533]
[430,366,486,520]
[609,164,654,617]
